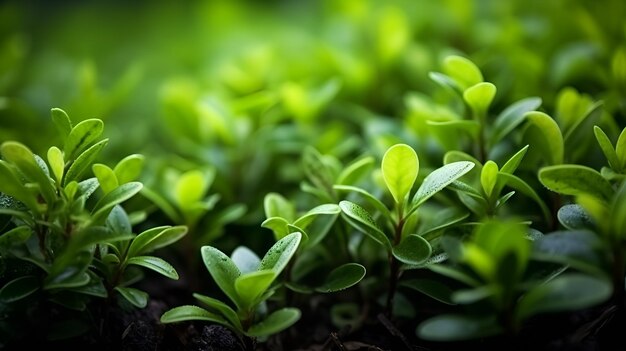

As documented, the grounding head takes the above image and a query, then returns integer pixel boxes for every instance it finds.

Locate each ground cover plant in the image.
[1,0,626,350]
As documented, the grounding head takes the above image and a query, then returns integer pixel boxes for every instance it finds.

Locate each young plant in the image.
[423,55,543,163]
[337,143,475,314]
[0,108,186,341]
[261,192,366,295]
[160,232,302,339]
[418,220,611,341]
[446,145,551,224]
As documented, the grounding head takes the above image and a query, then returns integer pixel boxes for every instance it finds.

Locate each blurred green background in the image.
[1,0,625,228]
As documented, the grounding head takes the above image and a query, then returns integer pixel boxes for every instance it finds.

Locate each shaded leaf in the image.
[231,246,260,274]
[51,108,72,142]
[193,293,242,330]
[539,165,613,202]
[418,315,501,341]
[392,234,432,265]
[246,307,301,337]
[127,256,179,279]
[557,204,594,230]
[128,225,187,257]
[0,275,40,303]
[401,279,455,305]
[490,97,542,146]
[315,263,366,293]
[264,193,295,222]
[525,111,563,165]
[115,286,148,308]
[337,156,374,185]
[91,182,143,224]
[160,305,232,327]
[594,126,620,171]
[517,274,611,321]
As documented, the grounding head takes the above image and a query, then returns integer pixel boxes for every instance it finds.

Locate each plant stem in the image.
[385,207,405,316]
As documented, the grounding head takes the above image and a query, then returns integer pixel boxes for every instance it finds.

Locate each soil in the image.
[4,292,623,351]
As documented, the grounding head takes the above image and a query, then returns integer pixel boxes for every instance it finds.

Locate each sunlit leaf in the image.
[64,139,109,185]
[442,55,483,90]
[64,118,104,161]
[114,154,145,184]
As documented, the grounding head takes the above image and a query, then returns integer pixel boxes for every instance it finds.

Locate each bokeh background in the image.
[1,0,625,237]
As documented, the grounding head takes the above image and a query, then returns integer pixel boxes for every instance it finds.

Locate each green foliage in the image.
[0,108,187,338]
[160,232,302,337]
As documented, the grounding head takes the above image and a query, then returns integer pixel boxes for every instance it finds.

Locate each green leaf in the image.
[0,225,32,252]
[261,217,291,241]
[381,144,419,204]
[463,82,496,120]
[201,246,241,308]
[400,279,455,305]
[429,71,462,94]
[539,165,613,202]
[246,307,301,337]
[193,293,242,331]
[426,120,481,138]
[532,230,606,277]
[115,286,148,308]
[64,139,109,185]
[418,315,501,341]
[616,127,626,169]
[442,55,483,90]
[91,182,143,224]
[480,161,498,198]
[231,246,260,274]
[452,286,495,304]
[51,108,72,142]
[64,118,104,161]
[333,185,391,219]
[264,192,296,222]
[114,154,145,184]
[302,146,335,195]
[160,305,232,327]
[499,145,529,175]
[47,146,65,183]
[557,204,594,230]
[1,141,55,204]
[0,275,40,302]
[63,226,132,255]
[497,173,551,223]
[174,169,212,207]
[428,264,481,287]
[127,256,179,279]
[339,200,391,250]
[490,97,542,146]
[517,274,611,321]
[0,161,39,211]
[234,270,276,309]
[107,205,132,235]
[392,234,432,265]
[92,163,118,194]
[258,232,302,275]
[611,183,626,240]
[336,156,374,185]
[293,203,341,229]
[525,111,564,165]
[127,225,187,257]
[418,207,469,238]
[411,161,475,210]
[594,126,621,171]
[315,263,366,293]
[45,250,92,290]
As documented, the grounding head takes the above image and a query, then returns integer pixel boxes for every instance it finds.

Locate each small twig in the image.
[377,313,426,351]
